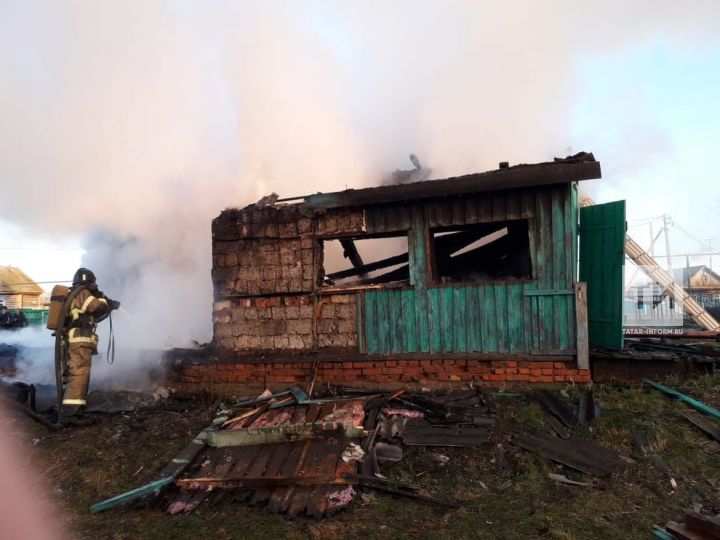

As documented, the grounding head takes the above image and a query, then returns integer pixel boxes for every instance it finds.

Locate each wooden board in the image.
[512,428,626,477]
[679,410,720,442]
[402,420,489,447]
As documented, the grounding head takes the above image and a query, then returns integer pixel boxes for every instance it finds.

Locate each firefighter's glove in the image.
[108,299,121,311]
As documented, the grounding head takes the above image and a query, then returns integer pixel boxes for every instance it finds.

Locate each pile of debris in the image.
[89,382,642,520]
[90,378,720,522]
[90,385,496,517]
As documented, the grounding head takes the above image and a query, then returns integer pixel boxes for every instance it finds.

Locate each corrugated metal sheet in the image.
[361,184,578,354]
[579,200,626,348]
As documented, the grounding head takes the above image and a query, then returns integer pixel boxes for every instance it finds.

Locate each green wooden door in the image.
[579,201,626,348]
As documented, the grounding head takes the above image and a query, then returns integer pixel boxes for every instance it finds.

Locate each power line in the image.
[0,247,83,251]
[0,280,72,286]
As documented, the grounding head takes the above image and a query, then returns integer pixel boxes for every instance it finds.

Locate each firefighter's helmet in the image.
[72,268,96,287]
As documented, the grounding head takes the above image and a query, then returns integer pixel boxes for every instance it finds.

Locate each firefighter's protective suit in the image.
[60,268,119,423]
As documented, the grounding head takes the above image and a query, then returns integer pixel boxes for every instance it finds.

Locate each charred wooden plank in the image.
[250,441,294,505]
[577,389,599,425]
[402,420,489,447]
[512,428,625,477]
[679,410,720,442]
[665,521,707,540]
[350,474,459,509]
[534,390,577,428]
[683,508,720,539]
[339,239,365,274]
[328,252,409,280]
[286,438,332,518]
[178,475,350,489]
[303,436,345,518]
[179,447,239,512]
[544,413,570,439]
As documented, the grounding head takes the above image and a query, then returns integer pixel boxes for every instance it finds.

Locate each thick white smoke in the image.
[1,1,720,382]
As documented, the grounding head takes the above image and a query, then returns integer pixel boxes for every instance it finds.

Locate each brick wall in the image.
[212,293,358,351]
[212,203,363,353]
[316,294,357,348]
[169,357,591,395]
[213,295,315,351]
[212,237,316,296]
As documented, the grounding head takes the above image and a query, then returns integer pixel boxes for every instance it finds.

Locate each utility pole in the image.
[649,222,654,256]
[663,214,673,274]
[706,238,714,270]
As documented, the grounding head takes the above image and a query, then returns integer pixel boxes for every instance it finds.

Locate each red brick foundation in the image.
[169,357,591,395]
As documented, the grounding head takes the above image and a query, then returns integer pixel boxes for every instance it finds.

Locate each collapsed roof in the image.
[292,152,601,210]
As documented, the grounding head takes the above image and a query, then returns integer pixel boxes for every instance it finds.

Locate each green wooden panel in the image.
[507,285,524,352]
[401,289,416,352]
[579,200,626,348]
[428,289,441,352]
[360,185,580,355]
[454,287,467,352]
[390,289,403,352]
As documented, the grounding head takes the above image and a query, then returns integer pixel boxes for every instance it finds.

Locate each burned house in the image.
[176,154,628,391]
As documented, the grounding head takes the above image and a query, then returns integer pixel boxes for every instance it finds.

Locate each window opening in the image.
[322,235,409,287]
[431,220,532,283]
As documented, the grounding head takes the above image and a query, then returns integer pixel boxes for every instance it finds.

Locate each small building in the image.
[624,265,720,326]
[673,265,720,309]
[174,153,628,391]
[0,266,43,309]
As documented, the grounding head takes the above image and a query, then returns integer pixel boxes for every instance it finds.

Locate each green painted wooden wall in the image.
[358,183,579,354]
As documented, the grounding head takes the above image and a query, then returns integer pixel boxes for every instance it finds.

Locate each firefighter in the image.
[59,268,119,425]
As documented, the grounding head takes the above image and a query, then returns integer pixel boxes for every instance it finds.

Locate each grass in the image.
[17,375,720,539]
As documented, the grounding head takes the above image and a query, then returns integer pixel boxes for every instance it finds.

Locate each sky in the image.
[572,41,720,270]
[1,1,720,350]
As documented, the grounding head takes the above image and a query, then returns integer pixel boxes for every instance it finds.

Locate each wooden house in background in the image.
[0,266,44,309]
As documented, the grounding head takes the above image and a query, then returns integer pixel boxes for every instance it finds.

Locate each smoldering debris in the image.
[89,386,641,519]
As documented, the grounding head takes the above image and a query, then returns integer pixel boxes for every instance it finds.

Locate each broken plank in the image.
[544,413,570,439]
[91,477,175,514]
[577,389,599,424]
[305,436,345,518]
[353,475,459,509]
[178,475,350,489]
[679,410,720,442]
[512,428,625,477]
[204,422,363,447]
[651,526,678,540]
[346,474,420,491]
[170,446,245,514]
[286,437,336,518]
[644,380,720,419]
[157,426,214,479]
[683,509,720,539]
[534,390,577,428]
[666,521,707,540]
[94,423,215,513]
[401,420,489,447]
[548,473,593,487]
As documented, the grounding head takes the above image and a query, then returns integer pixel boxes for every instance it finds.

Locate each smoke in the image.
[2,1,720,381]
[1,327,55,385]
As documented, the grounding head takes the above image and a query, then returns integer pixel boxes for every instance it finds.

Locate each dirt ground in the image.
[11,376,720,540]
